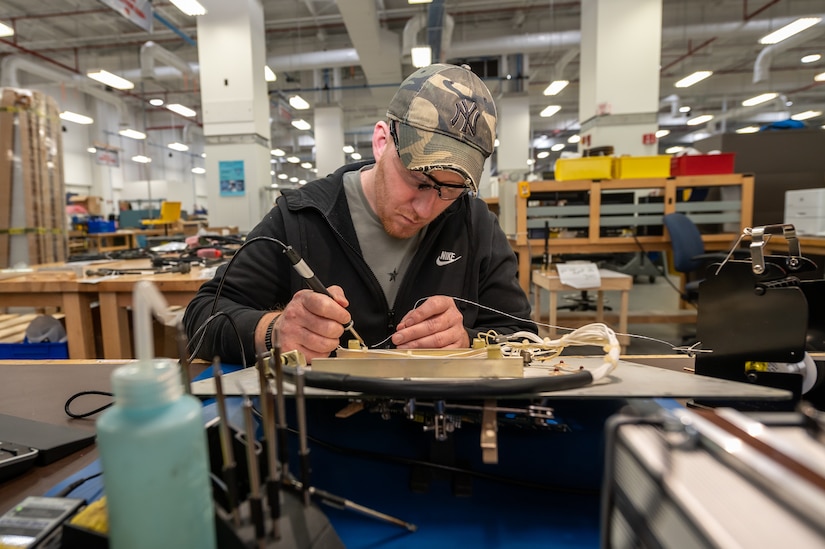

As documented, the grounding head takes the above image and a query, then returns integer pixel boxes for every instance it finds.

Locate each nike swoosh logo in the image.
[436,255,461,267]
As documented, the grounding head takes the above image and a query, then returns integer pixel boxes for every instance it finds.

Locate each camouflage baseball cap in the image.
[387,63,497,193]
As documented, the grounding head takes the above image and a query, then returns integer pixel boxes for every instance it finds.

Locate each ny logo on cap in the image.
[451,99,480,136]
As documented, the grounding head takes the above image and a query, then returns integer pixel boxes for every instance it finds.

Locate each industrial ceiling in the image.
[0,0,823,177]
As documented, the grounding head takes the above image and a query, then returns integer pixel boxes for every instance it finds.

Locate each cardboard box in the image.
[613,155,671,179]
[555,156,614,181]
[670,153,735,176]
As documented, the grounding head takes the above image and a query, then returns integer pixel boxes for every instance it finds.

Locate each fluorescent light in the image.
[343,145,355,154]
[759,17,821,45]
[59,111,94,124]
[118,128,146,140]
[87,69,134,90]
[289,176,298,183]
[264,66,277,82]
[815,71,825,82]
[149,98,164,106]
[742,92,778,107]
[550,143,565,152]
[278,173,288,180]
[674,70,712,88]
[169,0,207,16]
[271,148,285,156]
[351,152,362,160]
[0,22,14,37]
[537,151,550,159]
[289,95,310,110]
[736,126,761,134]
[191,167,206,174]
[679,105,691,113]
[655,129,670,138]
[168,142,189,151]
[411,46,432,68]
[665,146,684,154]
[166,103,197,117]
[300,162,313,169]
[687,114,714,126]
[87,147,97,153]
[291,119,311,130]
[567,135,580,144]
[791,110,822,121]
[408,0,433,3]
[270,170,275,176]
[542,80,569,96]
[802,54,822,63]
[131,155,152,163]
[286,156,301,163]
[540,105,561,117]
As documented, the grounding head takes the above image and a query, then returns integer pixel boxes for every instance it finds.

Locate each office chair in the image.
[662,212,734,305]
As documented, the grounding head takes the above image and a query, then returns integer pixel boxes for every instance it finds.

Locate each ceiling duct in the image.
[0,54,128,123]
[753,23,825,83]
[140,41,197,86]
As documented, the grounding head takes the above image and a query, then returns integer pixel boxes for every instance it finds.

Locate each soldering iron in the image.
[282,246,366,348]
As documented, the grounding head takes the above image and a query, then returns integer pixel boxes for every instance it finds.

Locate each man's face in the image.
[371,125,471,240]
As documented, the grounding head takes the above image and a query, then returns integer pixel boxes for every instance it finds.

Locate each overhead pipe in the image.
[753,23,825,83]
[0,54,128,123]
[427,0,446,63]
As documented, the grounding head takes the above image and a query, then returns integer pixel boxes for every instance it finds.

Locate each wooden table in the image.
[532,268,633,347]
[81,260,209,359]
[0,270,96,358]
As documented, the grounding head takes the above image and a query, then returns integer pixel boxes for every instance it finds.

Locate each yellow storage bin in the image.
[554,157,614,181]
[613,155,671,179]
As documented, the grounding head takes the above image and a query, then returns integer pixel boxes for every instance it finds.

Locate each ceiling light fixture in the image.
[87,69,134,90]
[343,145,355,154]
[278,173,288,180]
[87,147,97,153]
[536,151,550,159]
[742,92,778,107]
[759,17,821,45]
[118,128,146,140]
[679,106,691,113]
[567,135,580,144]
[540,105,561,117]
[411,46,432,68]
[542,80,569,96]
[59,111,94,125]
[550,143,565,152]
[665,146,685,154]
[149,98,164,106]
[271,148,285,156]
[791,110,822,121]
[168,142,189,152]
[131,155,152,163]
[300,162,313,169]
[289,95,310,110]
[687,114,714,126]
[408,0,433,4]
[655,129,670,138]
[0,22,14,37]
[815,71,825,82]
[286,156,301,163]
[291,119,311,130]
[351,152,362,160]
[736,126,761,134]
[169,0,207,16]
[801,54,822,63]
[264,66,277,82]
[166,103,197,117]
[191,167,206,174]
[674,70,712,88]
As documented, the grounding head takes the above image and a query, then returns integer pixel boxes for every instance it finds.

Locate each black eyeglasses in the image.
[389,121,472,201]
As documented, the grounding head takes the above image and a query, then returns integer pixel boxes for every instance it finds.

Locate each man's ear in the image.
[372,120,391,160]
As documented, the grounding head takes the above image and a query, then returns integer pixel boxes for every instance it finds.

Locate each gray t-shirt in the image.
[343,169,424,306]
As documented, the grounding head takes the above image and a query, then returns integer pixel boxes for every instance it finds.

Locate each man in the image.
[183,63,536,365]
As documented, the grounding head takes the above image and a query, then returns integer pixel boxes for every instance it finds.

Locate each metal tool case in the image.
[601,403,825,549]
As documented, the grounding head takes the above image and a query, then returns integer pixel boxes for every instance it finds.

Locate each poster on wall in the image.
[219,160,245,197]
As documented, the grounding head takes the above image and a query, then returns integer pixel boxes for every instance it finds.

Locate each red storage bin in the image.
[670,153,735,176]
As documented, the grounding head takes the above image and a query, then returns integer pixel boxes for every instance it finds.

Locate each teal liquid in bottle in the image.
[96,359,217,549]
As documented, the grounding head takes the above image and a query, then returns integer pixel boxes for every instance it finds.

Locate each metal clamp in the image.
[747,224,801,275]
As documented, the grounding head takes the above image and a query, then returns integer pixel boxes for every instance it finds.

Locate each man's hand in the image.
[258,286,351,363]
[391,296,469,349]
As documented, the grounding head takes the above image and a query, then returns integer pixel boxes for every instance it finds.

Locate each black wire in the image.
[64,390,114,419]
[54,471,103,498]
[186,310,248,368]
